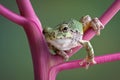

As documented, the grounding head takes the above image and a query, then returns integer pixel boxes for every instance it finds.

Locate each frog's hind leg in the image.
[56,50,69,61]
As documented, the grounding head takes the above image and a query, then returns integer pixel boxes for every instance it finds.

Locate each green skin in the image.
[43,16,103,68]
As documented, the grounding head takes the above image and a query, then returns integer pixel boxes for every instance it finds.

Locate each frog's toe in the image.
[64,55,69,61]
[90,18,104,35]
[86,60,96,69]
[79,58,96,69]
[80,15,92,23]
[91,59,97,64]
[80,15,92,27]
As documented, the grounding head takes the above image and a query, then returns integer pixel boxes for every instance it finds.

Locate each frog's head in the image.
[43,19,83,40]
[54,19,83,39]
[59,19,83,32]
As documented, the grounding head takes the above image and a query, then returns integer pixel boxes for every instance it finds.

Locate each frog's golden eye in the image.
[59,24,69,32]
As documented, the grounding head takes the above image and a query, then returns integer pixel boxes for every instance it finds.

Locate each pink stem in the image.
[100,0,120,26]
[52,52,120,72]
[0,0,51,80]
[16,0,36,18]
[67,0,120,57]
[49,0,120,80]
[16,0,51,80]
[16,0,42,31]
[1,0,120,80]
[0,4,27,26]
[50,52,120,80]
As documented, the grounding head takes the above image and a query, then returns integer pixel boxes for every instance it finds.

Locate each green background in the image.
[0,0,120,80]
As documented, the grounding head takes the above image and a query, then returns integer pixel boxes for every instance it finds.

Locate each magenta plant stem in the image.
[1,0,51,80]
[68,0,120,57]
[100,0,120,26]
[49,52,120,80]
[0,4,27,26]
[51,52,120,74]
[50,0,120,80]
[0,0,120,80]
[16,0,51,80]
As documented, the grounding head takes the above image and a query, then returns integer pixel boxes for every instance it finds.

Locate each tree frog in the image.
[43,15,104,68]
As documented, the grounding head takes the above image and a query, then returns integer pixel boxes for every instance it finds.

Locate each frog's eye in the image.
[63,26,68,31]
[59,24,69,32]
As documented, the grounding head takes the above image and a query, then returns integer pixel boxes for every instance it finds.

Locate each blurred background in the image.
[0,0,120,80]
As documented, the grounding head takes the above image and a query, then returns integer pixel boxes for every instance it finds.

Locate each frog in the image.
[43,15,104,68]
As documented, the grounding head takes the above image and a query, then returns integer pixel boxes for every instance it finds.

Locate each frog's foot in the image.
[90,17,104,35]
[64,55,69,61]
[80,57,96,69]
[80,15,92,27]
[57,50,69,61]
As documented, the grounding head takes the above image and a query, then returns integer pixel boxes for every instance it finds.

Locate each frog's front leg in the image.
[56,50,69,61]
[80,15,92,31]
[79,40,96,69]
[80,15,104,35]
[47,40,70,61]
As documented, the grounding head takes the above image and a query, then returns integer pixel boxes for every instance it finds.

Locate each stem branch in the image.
[59,53,120,71]
[67,0,120,57]
[0,4,27,26]
[49,0,120,79]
